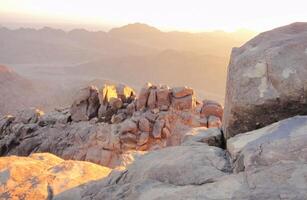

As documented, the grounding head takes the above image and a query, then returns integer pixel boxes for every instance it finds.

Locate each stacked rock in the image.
[200,100,223,128]
[136,83,196,111]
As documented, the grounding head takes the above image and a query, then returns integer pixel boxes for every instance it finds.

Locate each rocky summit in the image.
[1,22,307,200]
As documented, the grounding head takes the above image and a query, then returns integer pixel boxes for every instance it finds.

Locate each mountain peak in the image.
[109,23,161,35]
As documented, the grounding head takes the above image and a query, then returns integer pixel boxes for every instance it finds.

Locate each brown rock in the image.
[137,132,149,146]
[136,82,152,110]
[152,119,165,139]
[201,104,223,120]
[138,117,151,132]
[162,127,171,138]
[111,113,126,124]
[172,86,194,98]
[120,133,137,150]
[208,116,222,128]
[126,102,136,115]
[171,95,196,110]
[157,87,170,109]
[119,119,138,134]
[147,89,157,109]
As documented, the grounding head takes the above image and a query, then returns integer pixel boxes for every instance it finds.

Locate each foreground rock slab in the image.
[0,153,111,200]
[223,22,307,138]
[227,115,307,172]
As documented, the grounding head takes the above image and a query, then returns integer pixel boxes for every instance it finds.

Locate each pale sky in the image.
[1,0,307,32]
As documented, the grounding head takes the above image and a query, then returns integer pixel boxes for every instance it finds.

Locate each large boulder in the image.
[223,22,307,138]
[0,153,111,200]
[70,86,100,122]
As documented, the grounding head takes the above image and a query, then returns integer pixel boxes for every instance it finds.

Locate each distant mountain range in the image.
[0,23,257,114]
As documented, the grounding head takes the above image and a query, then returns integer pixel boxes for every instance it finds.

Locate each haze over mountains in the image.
[0,23,256,115]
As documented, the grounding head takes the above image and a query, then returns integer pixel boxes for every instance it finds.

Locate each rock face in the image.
[0,153,111,200]
[53,116,307,199]
[70,86,100,122]
[223,22,307,138]
[227,116,307,173]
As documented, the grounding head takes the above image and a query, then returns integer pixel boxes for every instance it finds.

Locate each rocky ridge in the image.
[0,83,223,169]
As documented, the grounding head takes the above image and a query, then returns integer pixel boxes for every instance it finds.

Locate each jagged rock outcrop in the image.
[0,83,223,169]
[70,86,100,122]
[51,115,307,199]
[0,153,111,199]
[223,22,307,138]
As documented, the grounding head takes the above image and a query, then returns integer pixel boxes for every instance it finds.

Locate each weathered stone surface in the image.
[156,87,170,109]
[201,104,223,119]
[115,84,136,103]
[110,113,126,124]
[227,116,307,173]
[147,89,157,109]
[119,119,138,134]
[223,22,307,138]
[54,115,307,199]
[152,119,165,139]
[138,117,151,132]
[183,127,222,147]
[171,86,194,98]
[70,86,99,122]
[208,115,222,128]
[38,109,70,126]
[171,95,196,110]
[14,108,44,124]
[109,97,123,110]
[0,153,111,200]
[137,132,149,146]
[136,83,152,110]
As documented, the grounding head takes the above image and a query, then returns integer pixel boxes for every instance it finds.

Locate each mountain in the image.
[0,65,37,115]
[0,23,256,113]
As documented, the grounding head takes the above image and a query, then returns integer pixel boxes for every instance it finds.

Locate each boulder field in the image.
[1,22,307,199]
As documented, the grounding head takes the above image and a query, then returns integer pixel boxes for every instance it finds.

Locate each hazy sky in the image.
[1,0,307,32]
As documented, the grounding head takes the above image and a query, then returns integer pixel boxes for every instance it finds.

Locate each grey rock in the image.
[223,22,307,138]
[227,116,307,172]
[70,86,100,122]
[182,127,222,147]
